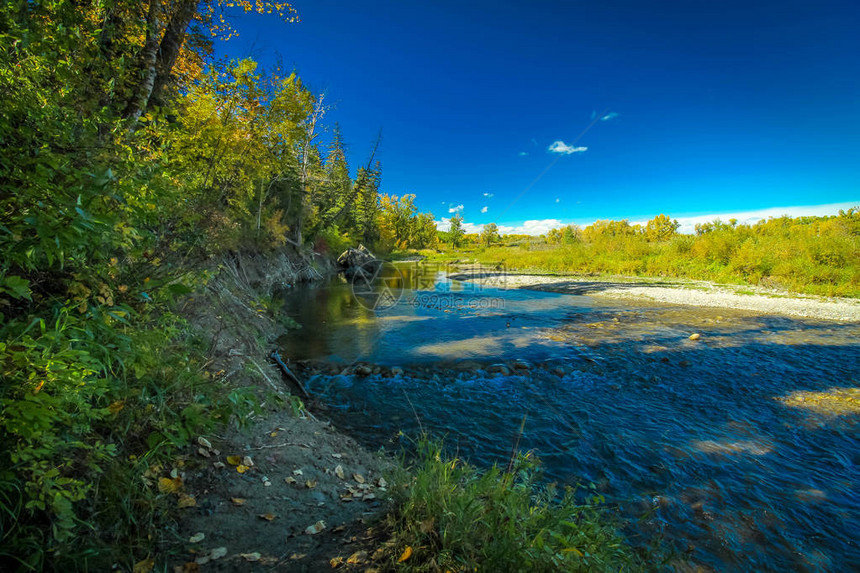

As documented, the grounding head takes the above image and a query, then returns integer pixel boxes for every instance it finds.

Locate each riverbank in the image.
[161,251,395,571]
[448,268,860,322]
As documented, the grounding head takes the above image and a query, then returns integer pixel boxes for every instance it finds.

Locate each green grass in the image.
[375,438,657,572]
[430,219,860,299]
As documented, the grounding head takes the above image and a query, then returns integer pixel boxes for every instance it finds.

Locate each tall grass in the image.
[376,439,654,572]
[437,212,860,298]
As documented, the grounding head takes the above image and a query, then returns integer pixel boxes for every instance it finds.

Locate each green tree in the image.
[355,163,382,243]
[480,223,500,247]
[449,214,465,248]
[645,214,680,241]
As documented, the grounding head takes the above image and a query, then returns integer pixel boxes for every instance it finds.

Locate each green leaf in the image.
[2,275,32,300]
[167,283,193,295]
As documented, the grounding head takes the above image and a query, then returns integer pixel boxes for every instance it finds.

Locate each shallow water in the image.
[278,263,860,572]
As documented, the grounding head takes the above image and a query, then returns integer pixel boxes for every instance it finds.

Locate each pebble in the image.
[512,360,531,371]
[487,364,511,375]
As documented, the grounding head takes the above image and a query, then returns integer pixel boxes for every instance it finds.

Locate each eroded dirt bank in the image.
[167,251,392,571]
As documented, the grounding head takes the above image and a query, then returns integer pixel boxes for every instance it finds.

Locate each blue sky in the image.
[219,0,859,234]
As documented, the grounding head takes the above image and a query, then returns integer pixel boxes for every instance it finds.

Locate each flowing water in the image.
[278,263,860,572]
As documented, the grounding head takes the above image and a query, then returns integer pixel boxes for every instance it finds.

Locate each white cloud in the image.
[436,218,565,236]
[600,112,619,121]
[548,141,587,155]
[436,217,483,234]
[483,192,494,198]
[448,204,464,213]
[497,219,566,235]
[518,151,529,157]
[481,206,488,213]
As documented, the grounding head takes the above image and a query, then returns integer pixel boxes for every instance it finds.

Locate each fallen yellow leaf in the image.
[133,557,155,573]
[258,513,276,521]
[177,494,197,508]
[353,473,365,484]
[305,480,317,489]
[397,546,413,562]
[231,497,247,506]
[371,547,385,561]
[226,455,242,465]
[157,476,182,494]
[347,550,368,564]
[241,552,261,562]
[108,400,124,414]
[236,464,249,473]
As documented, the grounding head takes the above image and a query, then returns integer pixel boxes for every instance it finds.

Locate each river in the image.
[277,262,859,572]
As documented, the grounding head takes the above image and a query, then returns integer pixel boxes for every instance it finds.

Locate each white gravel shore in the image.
[456,273,860,322]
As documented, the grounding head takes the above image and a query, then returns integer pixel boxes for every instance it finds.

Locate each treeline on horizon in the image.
[435,210,860,297]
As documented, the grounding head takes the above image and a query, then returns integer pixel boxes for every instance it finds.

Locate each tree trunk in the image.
[296,94,326,246]
[148,0,197,109]
[122,0,160,121]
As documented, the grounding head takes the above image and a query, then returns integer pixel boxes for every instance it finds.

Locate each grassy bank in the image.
[372,439,654,572]
[0,251,316,570]
[428,212,860,298]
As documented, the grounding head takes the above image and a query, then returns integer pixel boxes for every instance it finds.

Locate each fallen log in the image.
[270,350,311,399]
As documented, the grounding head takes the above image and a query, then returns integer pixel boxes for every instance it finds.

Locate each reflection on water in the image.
[277,264,860,572]
[278,262,600,365]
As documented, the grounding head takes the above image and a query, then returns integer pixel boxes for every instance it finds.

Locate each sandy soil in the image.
[449,271,860,322]
[168,253,391,572]
[170,410,391,572]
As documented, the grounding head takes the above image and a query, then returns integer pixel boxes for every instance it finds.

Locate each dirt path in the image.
[169,410,391,571]
[168,253,392,571]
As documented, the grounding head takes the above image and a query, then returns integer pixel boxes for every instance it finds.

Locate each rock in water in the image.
[337,244,379,278]
[487,364,511,375]
[354,364,372,376]
[512,360,531,371]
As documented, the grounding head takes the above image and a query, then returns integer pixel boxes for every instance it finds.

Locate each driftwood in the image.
[270,350,311,399]
[336,244,379,278]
